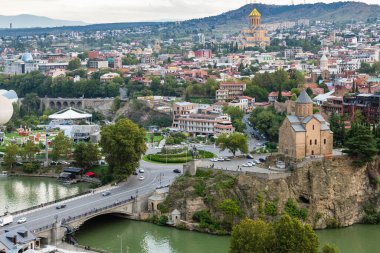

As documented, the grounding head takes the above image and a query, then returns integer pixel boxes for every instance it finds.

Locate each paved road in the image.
[0,166,180,234]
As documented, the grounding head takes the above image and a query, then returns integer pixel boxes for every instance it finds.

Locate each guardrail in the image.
[3,190,92,217]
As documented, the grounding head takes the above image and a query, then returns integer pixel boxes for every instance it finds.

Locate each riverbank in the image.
[156,155,380,232]
[74,215,380,253]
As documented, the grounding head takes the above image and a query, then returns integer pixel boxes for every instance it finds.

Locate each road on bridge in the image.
[0,166,180,234]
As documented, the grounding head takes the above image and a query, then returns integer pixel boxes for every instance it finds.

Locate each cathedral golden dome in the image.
[249,8,261,17]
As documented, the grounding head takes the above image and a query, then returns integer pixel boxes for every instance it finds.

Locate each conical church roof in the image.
[296,90,313,104]
[249,8,261,17]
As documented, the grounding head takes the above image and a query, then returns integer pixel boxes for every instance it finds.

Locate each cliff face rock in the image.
[162,156,380,229]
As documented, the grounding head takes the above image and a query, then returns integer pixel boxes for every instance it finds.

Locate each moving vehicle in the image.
[56,204,67,209]
[173,169,181,173]
[17,217,27,224]
[139,169,145,173]
[102,191,111,196]
[0,215,13,226]
[139,176,145,181]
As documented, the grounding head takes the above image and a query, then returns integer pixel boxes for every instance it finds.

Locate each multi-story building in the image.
[100,72,120,82]
[172,102,197,128]
[342,92,380,124]
[87,59,109,69]
[194,49,212,59]
[4,53,38,74]
[177,114,234,137]
[216,82,247,101]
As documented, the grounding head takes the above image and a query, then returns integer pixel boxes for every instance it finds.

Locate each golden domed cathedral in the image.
[237,8,270,49]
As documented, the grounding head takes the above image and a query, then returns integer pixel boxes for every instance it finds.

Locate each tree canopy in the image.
[216,133,248,156]
[100,119,147,180]
[229,215,335,253]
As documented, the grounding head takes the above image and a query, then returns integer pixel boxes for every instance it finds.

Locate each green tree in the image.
[230,215,326,253]
[21,93,41,116]
[244,84,268,102]
[21,141,40,162]
[250,107,285,142]
[230,218,271,253]
[51,132,73,161]
[329,113,346,147]
[68,58,82,71]
[321,244,341,253]
[73,142,101,168]
[219,199,241,217]
[343,124,378,165]
[4,144,20,169]
[223,106,246,132]
[272,215,319,253]
[216,133,248,156]
[100,119,147,180]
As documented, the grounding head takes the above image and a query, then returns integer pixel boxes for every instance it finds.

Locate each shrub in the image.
[362,204,380,224]
[194,181,206,197]
[22,162,40,174]
[195,169,213,178]
[158,215,169,225]
[284,198,308,220]
[157,203,169,213]
[192,210,213,224]
[264,201,278,216]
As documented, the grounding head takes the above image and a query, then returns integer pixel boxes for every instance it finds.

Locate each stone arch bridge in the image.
[39,97,114,115]
[33,197,146,245]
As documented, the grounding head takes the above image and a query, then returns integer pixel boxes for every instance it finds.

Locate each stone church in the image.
[278,90,333,159]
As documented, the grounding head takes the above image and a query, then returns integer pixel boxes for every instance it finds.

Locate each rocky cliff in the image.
[160,156,380,230]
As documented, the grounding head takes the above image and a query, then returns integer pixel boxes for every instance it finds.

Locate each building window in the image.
[312,125,315,130]
[324,139,326,144]
[315,139,317,145]
[310,140,312,145]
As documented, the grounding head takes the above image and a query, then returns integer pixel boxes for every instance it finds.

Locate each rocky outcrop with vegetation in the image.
[159,156,380,232]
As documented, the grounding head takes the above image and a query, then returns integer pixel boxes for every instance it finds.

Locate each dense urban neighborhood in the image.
[0,2,380,253]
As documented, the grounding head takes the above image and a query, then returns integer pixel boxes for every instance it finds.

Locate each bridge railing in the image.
[61,197,136,225]
[2,190,92,218]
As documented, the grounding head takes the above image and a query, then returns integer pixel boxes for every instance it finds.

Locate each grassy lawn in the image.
[143,150,215,164]
[145,134,164,144]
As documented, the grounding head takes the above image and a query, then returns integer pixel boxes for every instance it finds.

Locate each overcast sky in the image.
[1,0,379,23]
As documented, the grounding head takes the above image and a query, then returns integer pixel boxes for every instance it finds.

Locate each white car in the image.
[17,217,27,224]
[139,169,145,173]
[254,160,261,164]
[139,176,145,181]
[217,157,225,161]
[210,158,218,162]
[224,158,231,161]
[242,164,250,167]
[247,162,256,166]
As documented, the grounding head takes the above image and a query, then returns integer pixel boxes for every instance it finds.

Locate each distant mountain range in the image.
[183,2,380,31]
[0,2,379,35]
[0,14,86,28]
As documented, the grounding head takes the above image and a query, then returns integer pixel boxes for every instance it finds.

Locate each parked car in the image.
[224,158,231,161]
[132,171,138,175]
[173,169,181,174]
[259,158,266,163]
[254,160,261,164]
[247,162,255,166]
[102,191,111,197]
[139,169,145,173]
[242,164,250,167]
[139,176,145,181]
[246,154,254,159]
[17,217,27,224]
[56,204,67,209]
[217,157,225,161]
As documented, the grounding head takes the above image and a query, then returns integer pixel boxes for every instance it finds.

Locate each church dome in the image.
[249,8,261,17]
[21,53,34,62]
[0,95,13,125]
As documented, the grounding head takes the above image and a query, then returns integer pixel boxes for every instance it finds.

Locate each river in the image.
[1,176,379,253]
[0,175,90,214]
[75,216,380,253]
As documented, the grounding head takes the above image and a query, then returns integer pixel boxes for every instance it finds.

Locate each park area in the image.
[144,147,215,164]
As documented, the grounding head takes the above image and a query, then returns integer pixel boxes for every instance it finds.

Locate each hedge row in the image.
[146,150,215,163]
